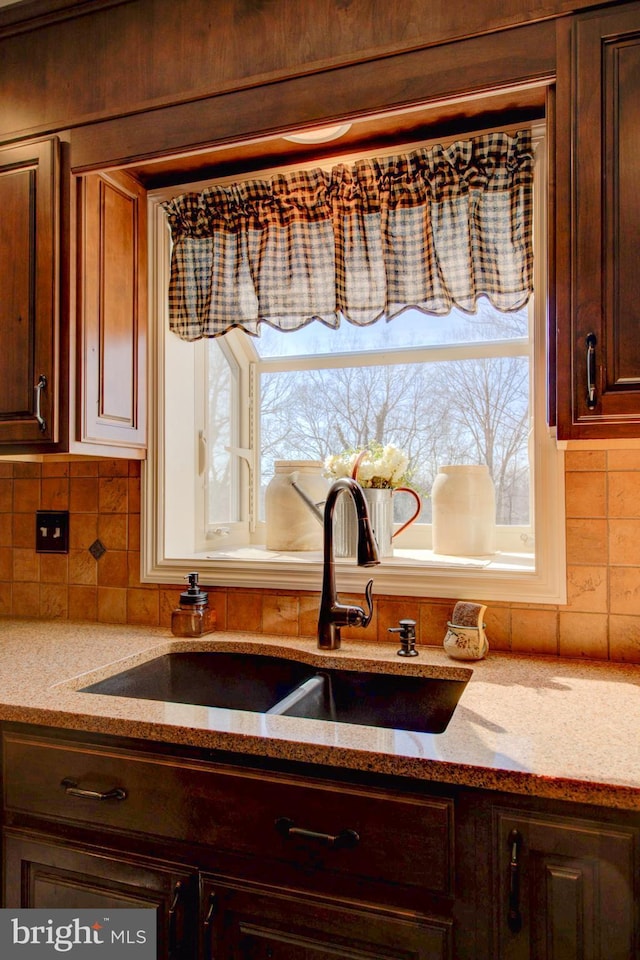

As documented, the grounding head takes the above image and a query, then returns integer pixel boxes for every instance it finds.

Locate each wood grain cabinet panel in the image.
[3,730,454,901]
[3,829,197,960]
[493,809,637,960]
[201,877,451,960]
[557,2,640,437]
[0,137,58,447]
[3,723,640,959]
[1,726,455,959]
[78,169,146,450]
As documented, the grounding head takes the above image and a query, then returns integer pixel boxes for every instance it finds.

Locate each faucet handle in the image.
[362,578,374,627]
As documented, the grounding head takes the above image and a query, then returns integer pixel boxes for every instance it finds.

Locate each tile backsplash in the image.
[1,450,640,663]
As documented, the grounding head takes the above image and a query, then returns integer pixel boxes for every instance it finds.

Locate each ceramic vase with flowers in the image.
[324,443,421,557]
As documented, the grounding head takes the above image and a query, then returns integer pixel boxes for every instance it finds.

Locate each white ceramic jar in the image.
[431,464,496,556]
[265,460,328,551]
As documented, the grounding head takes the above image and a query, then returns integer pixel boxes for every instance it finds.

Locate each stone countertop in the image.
[0,619,639,811]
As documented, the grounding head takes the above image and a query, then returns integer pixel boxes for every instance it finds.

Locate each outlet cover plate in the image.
[36,511,69,554]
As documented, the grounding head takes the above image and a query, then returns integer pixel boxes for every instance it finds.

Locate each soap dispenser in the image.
[171,572,216,638]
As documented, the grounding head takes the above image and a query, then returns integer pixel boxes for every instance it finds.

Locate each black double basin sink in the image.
[81,651,471,735]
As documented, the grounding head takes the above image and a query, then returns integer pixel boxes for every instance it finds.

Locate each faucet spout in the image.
[318,477,380,650]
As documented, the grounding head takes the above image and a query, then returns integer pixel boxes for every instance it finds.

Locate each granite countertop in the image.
[1,619,639,811]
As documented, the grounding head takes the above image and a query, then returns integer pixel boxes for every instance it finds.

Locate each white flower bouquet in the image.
[324,441,411,489]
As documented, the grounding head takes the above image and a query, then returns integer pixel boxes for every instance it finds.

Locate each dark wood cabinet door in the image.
[201,877,451,960]
[0,138,59,446]
[493,810,637,960]
[3,829,197,960]
[77,169,147,450]
[557,3,640,438]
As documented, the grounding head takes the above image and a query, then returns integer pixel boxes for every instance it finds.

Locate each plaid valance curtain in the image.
[163,130,534,341]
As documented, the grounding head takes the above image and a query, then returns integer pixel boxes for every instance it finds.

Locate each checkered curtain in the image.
[163,130,534,341]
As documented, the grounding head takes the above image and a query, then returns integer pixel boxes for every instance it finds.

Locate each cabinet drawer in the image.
[3,731,453,896]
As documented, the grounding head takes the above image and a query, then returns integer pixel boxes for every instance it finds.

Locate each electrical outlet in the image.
[35,511,69,554]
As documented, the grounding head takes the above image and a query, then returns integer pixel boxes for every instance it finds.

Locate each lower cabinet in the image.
[493,808,637,960]
[2,830,449,960]
[3,830,198,960]
[1,725,638,960]
[1,726,454,960]
[200,877,450,960]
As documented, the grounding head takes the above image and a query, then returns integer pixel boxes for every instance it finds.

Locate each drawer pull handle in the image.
[507,828,523,934]
[275,816,359,849]
[61,777,127,802]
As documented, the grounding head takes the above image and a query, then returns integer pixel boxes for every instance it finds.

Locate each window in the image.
[143,120,566,603]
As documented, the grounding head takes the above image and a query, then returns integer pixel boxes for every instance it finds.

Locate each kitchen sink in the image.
[81,652,316,713]
[267,668,468,733]
[81,650,471,734]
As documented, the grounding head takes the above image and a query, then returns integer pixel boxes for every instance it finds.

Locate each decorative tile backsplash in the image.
[1,450,640,662]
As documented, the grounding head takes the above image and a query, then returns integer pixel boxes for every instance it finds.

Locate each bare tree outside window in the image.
[252,303,530,528]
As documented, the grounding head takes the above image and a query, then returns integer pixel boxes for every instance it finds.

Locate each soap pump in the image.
[171,572,216,638]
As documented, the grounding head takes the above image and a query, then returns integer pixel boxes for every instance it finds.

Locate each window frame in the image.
[142,119,566,603]
[223,322,532,550]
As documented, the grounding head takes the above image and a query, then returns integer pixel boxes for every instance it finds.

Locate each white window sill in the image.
[204,545,533,572]
[143,539,564,603]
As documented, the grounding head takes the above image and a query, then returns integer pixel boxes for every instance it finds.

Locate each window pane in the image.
[260,354,530,525]
[206,341,238,524]
[252,301,528,359]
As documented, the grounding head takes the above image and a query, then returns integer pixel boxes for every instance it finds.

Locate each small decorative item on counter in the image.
[325,442,421,557]
[171,572,216,638]
[443,601,488,661]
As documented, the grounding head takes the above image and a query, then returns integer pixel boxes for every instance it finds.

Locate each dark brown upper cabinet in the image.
[557,2,640,439]
[76,169,147,453]
[0,137,59,447]
[0,155,147,459]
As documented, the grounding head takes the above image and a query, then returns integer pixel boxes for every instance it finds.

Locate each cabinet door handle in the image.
[61,777,127,801]
[507,828,523,933]
[168,880,185,960]
[275,816,359,849]
[586,334,597,409]
[203,892,217,960]
[34,374,47,432]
